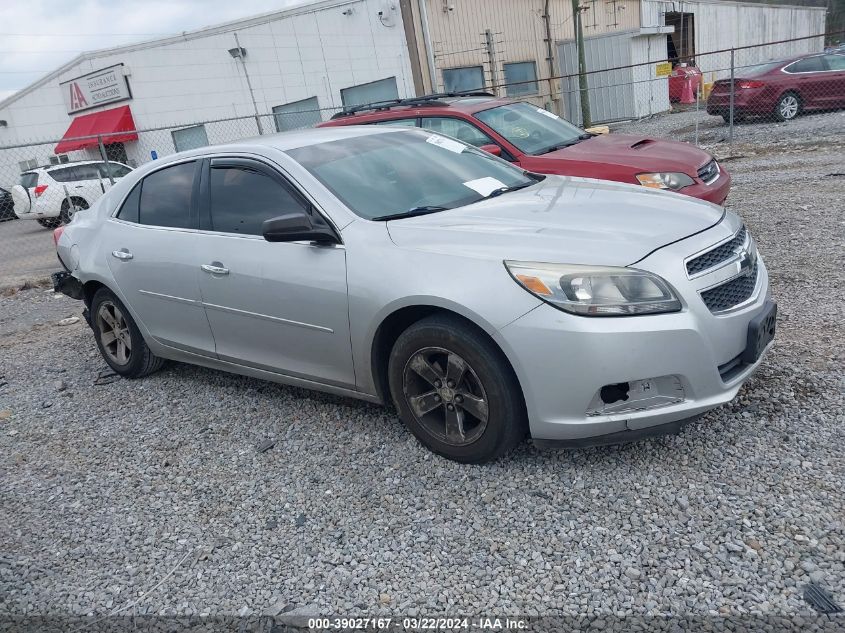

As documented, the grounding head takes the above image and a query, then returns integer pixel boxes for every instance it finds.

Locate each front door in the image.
[103,159,216,357]
[195,157,355,388]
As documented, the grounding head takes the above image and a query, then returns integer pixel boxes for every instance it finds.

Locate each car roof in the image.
[323,93,512,124]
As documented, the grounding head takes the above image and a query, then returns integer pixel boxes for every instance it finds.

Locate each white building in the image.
[0,0,416,185]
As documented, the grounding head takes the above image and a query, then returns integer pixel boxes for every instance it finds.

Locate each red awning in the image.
[54,105,138,154]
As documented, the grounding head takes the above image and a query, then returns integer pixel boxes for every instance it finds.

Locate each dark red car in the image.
[320,94,731,205]
[707,52,845,122]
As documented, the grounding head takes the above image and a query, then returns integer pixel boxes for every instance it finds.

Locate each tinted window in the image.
[116,182,141,223]
[73,164,103,180]
[475,102,585,154]
[20,173,38,188]
[785,56,827,73]
[420,118,493,147]
[47,166,78,183]
[209,165,309,235]
[99,163,132,178]
[825,54,845,71]
[504,62,539,96]
[139,161,196,228]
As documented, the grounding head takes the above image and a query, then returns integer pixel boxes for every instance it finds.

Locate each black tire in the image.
[720,113,745,124]
[774,91,801,122]
[37,218,61,229]
[90,288,166,378]
[60,198,88,224]
[387,314,526,463]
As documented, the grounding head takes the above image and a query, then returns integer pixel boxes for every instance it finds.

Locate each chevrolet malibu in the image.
[53,126,775,463]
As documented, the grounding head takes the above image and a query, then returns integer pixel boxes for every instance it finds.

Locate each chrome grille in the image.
[700,261,758,313]
[686,226,747,276]
[697,159,720,184]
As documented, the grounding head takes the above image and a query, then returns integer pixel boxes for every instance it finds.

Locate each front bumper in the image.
[496,222,772,443]
[681,168,731,205]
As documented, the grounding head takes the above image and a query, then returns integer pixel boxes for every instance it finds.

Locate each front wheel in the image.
[775,92,800,121]
[387,315,526,463]
[90,288,166,378]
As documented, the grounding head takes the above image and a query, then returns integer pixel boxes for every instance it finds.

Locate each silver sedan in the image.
[54,126,775,463]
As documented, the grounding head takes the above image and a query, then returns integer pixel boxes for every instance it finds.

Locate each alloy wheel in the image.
[779,95,799,120]
[402,346,489,446]
[96,301,132,365]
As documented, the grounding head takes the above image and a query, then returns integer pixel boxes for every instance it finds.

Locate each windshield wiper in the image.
[372,206,450,221]
[536,133,595,155]
[480,181,535,200]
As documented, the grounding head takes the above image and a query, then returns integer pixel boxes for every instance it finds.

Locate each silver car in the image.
[54,126,776,463]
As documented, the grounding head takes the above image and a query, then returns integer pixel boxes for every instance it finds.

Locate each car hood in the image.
[386,175,724,267]
[540,134,711,174]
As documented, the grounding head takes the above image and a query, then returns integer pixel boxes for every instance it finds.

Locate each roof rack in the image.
[330,91,495,119]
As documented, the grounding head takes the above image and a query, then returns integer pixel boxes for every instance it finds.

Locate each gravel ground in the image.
[1,113,844,625]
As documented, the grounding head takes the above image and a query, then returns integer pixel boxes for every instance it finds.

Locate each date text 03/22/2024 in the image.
[307,617,529,630]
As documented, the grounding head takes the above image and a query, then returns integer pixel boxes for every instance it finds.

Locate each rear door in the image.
[101,159,216,357]
[784,56,829,108]
[194,156,354,387]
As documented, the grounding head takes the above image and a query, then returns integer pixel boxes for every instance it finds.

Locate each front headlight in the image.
[505,261,682,316]
[636,172,695,190]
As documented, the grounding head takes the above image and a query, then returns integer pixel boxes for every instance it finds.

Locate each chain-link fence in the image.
[1,31,843,287]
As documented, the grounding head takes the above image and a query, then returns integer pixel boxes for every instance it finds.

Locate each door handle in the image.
[201,264,230,275]
[111,249,133,260]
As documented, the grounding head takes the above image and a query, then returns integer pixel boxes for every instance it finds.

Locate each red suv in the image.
[319,93,730,205]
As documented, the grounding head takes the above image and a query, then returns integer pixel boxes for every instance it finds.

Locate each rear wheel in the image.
[37,218,61,229]
[775,92,801,121]
[387,315,526,463]
[90,288,166,378]
[60,198,88,224]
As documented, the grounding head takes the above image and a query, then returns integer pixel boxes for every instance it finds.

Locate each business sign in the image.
[60,64,131,114]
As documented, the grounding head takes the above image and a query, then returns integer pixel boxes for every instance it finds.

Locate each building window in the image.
[18,158,38,172]
[503,62,539,97]
[273,97,322,132]
[172,125,209,153]
[49,154,70,165]
[442,66,484,93]
[340,77,399,108]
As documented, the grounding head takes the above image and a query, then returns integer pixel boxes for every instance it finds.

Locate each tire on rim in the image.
[387,314,526,463]
[90,288,166,378]
[774,91,800,122]
[60,198,88,225]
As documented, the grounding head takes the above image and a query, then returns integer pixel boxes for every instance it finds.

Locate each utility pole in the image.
[571,0,591,127]
[542,0,560,114]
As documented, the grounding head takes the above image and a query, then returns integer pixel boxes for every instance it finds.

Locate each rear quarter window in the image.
[46,167,78,183]
[20,173,38,188]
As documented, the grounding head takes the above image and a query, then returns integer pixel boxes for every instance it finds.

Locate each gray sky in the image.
[0,0,302,101]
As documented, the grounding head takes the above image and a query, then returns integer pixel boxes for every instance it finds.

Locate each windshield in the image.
[474,102,586,155]
[287,129,536,220]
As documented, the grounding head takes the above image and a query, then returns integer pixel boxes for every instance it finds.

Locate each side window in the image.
[100,163,132,178]
[47,167,77,183]
[116,182,141,223]
[785,56,827,73]
[420,117,494,147]
[373,118,417,127]
[825,55,845,71]
[139,161,196,229]
[209,164,309,235]
[73,164,103,180]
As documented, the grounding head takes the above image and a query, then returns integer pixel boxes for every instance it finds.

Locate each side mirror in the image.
[262,211,338,244]
[479,144,502,157]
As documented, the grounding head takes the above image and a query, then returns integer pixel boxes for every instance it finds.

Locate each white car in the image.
[12,160,132,229]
